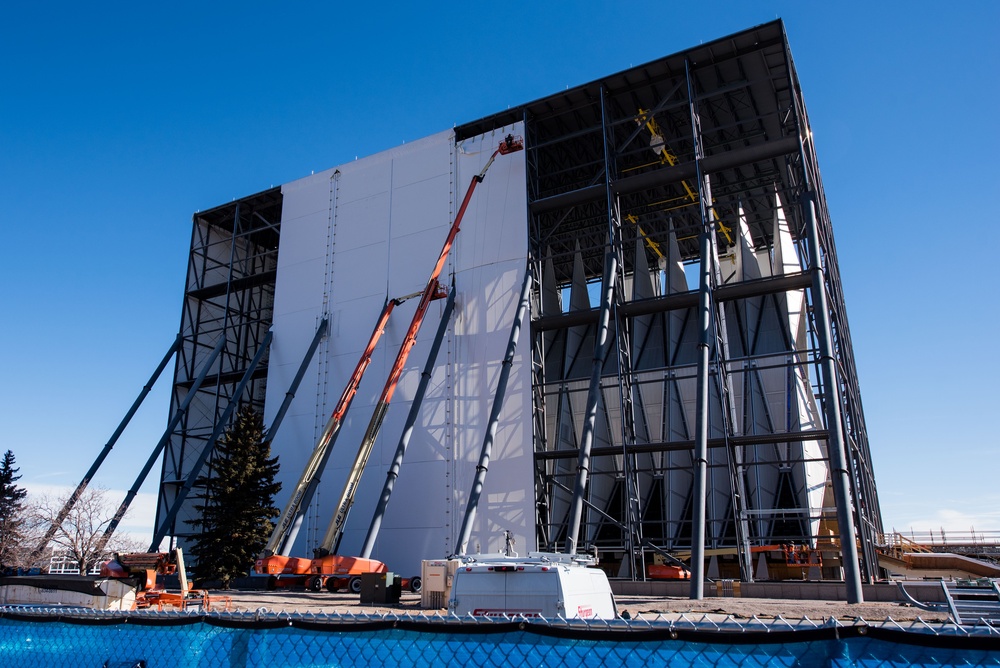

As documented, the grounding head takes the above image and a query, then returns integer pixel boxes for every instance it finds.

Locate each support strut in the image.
[454,267,532,556]
[150,329,274,550]
[359,286,456,559]
[31,334,181,561]
[96,334,226,557]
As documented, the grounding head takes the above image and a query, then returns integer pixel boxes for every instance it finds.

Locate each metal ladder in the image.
[941,579,1000,626]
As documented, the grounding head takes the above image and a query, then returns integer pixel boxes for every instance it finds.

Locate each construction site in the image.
[19,20,999,615]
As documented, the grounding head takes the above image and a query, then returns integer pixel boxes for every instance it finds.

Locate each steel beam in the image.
[687,59,714,600]
[530,136,800,214]
[150,329,274,550]
[361,288,455,558]
[531,273,813,332]
[96,334,226,556]
[534,429,832,460]
[804,191,864,603]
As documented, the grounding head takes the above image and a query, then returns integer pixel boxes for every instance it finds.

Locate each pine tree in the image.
[190,406,281,588]
[0,450,28,571]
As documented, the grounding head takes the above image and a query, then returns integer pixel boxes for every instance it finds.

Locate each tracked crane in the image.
[263,135,523,594]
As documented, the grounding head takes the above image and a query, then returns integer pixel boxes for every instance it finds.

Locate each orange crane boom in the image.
[258,295,406,563]
[304,135,524,592]
[318,135,523,559]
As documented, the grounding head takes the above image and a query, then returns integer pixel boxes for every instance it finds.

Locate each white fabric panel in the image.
[449,257,533,558]
[391,175,452,238]
[282,166,337,206]
[333,195,390,253]
[335,158,391,204]
[387,225,449,298]
[266,175,338,503]
[271,257,327,318]
[272,173,332,319]
[275,173,335,265]
[330,241,390,303]
[264,125,531,574]
[365,460,450,570]
[444,123,530,557]
[453,130,527,268]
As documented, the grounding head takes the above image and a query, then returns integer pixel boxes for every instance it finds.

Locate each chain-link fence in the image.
[0,609,997,668]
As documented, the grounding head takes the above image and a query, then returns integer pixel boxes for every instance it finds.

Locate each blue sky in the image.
[2,1,998,543]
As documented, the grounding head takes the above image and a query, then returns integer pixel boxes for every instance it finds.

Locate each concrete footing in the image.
[610,579,948,604]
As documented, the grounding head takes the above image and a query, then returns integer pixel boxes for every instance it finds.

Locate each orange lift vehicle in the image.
[252,295,408,586]
[101,548,229,611]
[255,135,524,593]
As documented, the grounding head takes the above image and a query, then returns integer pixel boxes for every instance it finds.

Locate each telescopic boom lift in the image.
[255,293,416,577]
[268,135,523,593]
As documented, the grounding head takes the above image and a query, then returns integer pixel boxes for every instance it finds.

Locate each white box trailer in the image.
[447,552,617,620]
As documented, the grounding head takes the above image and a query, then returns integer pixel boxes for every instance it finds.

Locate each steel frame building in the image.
[154,191,281,545]
[153,20,882,590]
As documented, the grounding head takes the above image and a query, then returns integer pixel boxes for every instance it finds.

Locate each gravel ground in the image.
[205,589,949,623]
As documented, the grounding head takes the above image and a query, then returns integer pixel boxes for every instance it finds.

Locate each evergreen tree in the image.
[0,450,28,571]
[190,406,281,588]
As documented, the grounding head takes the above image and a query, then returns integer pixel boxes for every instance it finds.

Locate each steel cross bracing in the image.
[601,88,646,580]
[782,36,882,584]
[156,188,281,548]
[686,71,753,582]
[159,21,882,590]
[511,20,881,588]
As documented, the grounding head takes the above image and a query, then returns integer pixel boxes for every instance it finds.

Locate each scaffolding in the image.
[456,19,882,589]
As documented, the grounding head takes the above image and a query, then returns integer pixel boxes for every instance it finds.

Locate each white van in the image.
[447,552,617,619]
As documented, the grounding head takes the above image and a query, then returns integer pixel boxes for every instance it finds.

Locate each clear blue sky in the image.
[2,1,997,543]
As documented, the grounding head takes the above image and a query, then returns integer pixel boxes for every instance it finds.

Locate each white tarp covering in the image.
[265,125,531,575]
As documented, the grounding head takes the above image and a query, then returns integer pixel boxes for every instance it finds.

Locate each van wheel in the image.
[307,576,323,592]
[348,576,363,594]
[409,576,422,593]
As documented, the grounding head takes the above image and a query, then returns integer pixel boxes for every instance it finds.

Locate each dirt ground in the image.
[205,589,949,623]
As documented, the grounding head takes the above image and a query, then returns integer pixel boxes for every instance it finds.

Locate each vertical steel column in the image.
[361,287,455,558]
[604,96,643,578]
[689,221,713,598]
[454,268,532,555]
[564,253,616,555]
[803,192,864,603]
[687,60,713,599]
[565,88,619,556]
